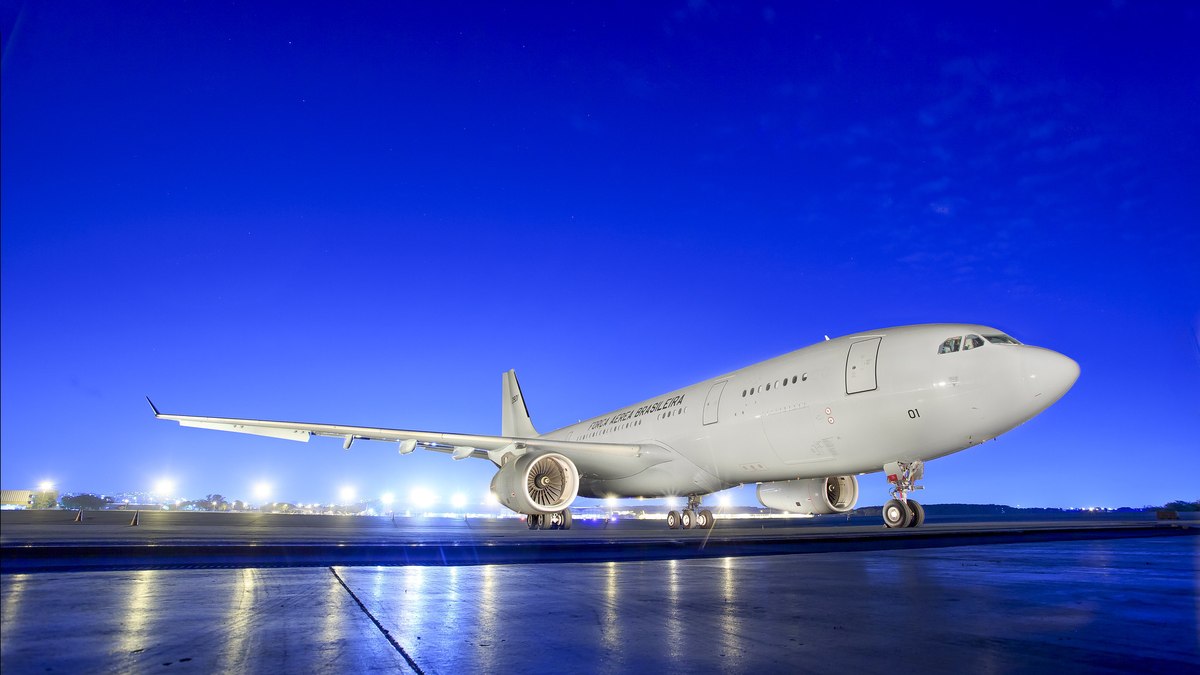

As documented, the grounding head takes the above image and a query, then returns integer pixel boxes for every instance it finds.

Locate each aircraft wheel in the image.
[667,510,680,529]
[882,499,912,528]
[526,514,542,530]
[906,500,925,528]
[698,509,715,529]
[681,509,694,530]
[548,512,563,530]
[559,509,573,530]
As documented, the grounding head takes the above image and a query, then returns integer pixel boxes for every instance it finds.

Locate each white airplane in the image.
[151,323,1078,530]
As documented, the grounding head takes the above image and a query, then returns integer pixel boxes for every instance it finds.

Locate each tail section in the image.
[502,370,539,438]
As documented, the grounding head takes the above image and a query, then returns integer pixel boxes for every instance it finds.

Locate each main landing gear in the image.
[667,496,715,530]
[526,509,573,530]
[882,460,925,528]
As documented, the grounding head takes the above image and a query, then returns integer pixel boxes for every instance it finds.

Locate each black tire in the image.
[906,500,925,527]
[526,514,541,530]
[882,499,912,528]
[680,509,694,530]
[560,509,573,530]
[699,509,715,529]
[667,510,680,529]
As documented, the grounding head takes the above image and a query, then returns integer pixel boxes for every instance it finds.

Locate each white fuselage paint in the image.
[540,323,1079,499]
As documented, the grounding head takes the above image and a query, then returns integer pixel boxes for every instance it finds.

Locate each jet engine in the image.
[489,452,580,515]
[756,476,859,514]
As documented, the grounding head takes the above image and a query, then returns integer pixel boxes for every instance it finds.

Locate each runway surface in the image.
[3,536,1196,673]
[1,509,1193,572]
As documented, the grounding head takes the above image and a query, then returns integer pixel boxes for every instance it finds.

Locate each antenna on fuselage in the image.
[824,335,830,341]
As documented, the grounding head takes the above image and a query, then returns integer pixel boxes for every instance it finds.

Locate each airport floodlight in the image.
[154,479,176,497]
[451,493,468,509]
[664,496,679,507]
[381,492,395,506]
[718,494,732,507]
[410,487,436,509]
[38,481,54,492]
[339,486,357,503]
[253,482,272,501]
[605,496,618,508]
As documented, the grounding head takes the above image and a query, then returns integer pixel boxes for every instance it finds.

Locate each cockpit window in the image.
[938,336,962,354]
[983,334,1020,345]
[963,334,985,350]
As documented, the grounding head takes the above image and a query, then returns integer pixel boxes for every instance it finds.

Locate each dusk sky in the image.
[2,2,1197,509]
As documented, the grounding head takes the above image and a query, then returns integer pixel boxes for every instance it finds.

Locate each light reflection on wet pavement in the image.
[2,537,1196,673]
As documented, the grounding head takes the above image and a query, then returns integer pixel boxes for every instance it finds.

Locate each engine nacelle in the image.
[756,476,859,514]
[489,452,580,515]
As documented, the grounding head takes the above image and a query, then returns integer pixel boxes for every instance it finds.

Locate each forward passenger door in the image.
[845,338,882,394]
[702,380,729,425]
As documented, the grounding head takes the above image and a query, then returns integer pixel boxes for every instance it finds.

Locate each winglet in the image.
[146,397,161,417]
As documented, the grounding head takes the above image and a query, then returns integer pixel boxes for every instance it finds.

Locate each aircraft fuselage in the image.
[542,323,1079,499]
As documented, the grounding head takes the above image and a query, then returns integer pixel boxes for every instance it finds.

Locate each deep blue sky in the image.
[3,1,1197,508]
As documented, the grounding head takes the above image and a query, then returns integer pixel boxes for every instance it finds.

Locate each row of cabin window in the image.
[742,373,807,398]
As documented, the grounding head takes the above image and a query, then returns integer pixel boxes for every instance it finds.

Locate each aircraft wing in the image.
[147,398,641,463]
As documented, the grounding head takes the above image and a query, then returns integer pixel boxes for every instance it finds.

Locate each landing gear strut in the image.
[668,496,715,530]
[883,460,925,528]
[526,509,573,530]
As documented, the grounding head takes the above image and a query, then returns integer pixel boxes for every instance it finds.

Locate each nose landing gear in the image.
[882,460,925,528]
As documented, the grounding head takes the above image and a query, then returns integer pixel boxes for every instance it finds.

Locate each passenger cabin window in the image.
[963,334,985,350]
[984,334,1021,345]
[938,336,962,354]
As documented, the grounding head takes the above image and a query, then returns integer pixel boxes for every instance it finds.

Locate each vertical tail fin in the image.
[502,369,539,438]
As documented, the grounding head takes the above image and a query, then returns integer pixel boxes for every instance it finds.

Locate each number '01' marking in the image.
[907,409,921,419]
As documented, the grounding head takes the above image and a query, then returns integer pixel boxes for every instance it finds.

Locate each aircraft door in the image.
[702,380,729,425]
[845,337,882,394]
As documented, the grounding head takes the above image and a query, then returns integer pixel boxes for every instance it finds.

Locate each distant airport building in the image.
[0,490,36,510]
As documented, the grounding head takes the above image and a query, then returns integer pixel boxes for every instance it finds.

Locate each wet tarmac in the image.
[3,536,1196,673]
[2,510,1193,572]
[6,508,1190,546]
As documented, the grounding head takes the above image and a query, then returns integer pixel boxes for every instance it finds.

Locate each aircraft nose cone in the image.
[1021,347,1080,405]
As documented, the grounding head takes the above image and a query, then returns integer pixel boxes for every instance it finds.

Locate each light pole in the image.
[35,481,56,510]
[410,487,436,513]
[154,479,176,504]
[253,482,272,510]
[339,486,356,513]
